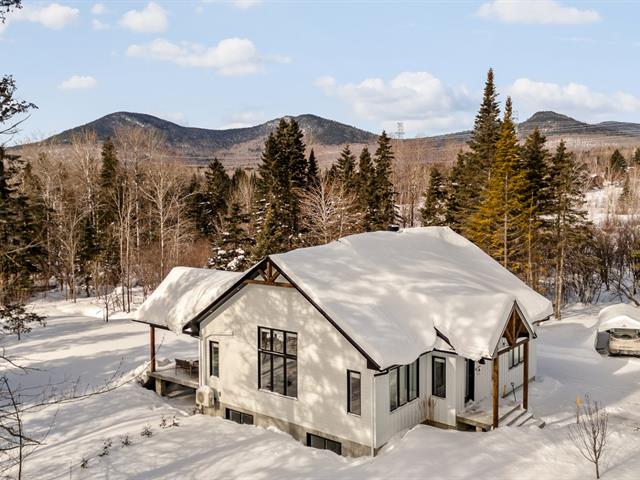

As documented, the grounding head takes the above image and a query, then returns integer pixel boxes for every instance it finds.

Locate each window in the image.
[307,433,341,455]
[209,341,219,378]
[226,408,253,425]
[432,357,446,398]
[347,370,361,416]
[509,344,525,369]
[258,327,297,398]
[389,358,419,411]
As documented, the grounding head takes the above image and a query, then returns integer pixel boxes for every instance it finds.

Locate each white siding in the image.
[200,284,373,448]
[373,352,459,448]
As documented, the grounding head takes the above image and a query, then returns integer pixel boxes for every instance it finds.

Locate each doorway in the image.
[465,359,475,403]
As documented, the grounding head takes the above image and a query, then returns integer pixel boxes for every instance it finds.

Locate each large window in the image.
[307,433,341,455]
[258,327,297,398]
[209,341,219,378]
[389,359,419,411]
[347,370,361,416]
[432,357,446,398]
[508,344,525,369]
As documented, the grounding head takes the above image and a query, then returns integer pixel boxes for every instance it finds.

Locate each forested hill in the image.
[27,110,640,168]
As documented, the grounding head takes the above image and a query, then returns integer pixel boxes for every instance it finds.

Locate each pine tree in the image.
[99,138,119,190]
[633,148,640,166]
[420,167,447,226]
[520,128,550,288]
[355,146,376,231]
[307,149,320,188]
[209,202,251,271]
[465,97,527,271]
[448,69,501,229]
[547,140,589,319]
[192,159,231,238]
[609,149,627,176]
[371,131,396,230]
[335,145,357,189]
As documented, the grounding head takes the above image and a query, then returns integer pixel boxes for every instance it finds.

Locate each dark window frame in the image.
[389,358,419,412]
[257,326,298,398]
[225,408,254,425]
[347,370,361,416]
[209,340,219,378]
[306,433,342,455]
[432,356,447,398]
[508,344,525,369]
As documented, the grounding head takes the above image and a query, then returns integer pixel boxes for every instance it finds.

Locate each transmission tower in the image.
[395,121,405,139]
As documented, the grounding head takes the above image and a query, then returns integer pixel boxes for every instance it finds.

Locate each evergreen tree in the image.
[192,159,231,238]
[633,148,640,166]
[520,128,550,288]
[307,149,320,188]
[99,138,119,190]
[465,97,527,271]
[420,167,447,226]
[335,145,357,189]
[448,69,501,229]
[547,140,589,319]
[209,202,251,271]
[252,203,285,259]
[609,149,627,176]
[356,146,376,230]
[371,131,396,230]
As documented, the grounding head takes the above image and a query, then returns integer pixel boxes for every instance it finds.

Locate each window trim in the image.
[257,326,298,398]
[389,358,420,412]
[432,356,447,399]
[209,340,219,378]
[347,370,361,416]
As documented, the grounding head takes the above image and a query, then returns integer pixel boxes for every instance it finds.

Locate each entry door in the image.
[465,359,475,403]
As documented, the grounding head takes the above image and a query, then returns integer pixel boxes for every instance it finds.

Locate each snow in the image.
[597,304,640,331]
[134,267,242,334]
[4,297,640,479]
[271,227,552,367]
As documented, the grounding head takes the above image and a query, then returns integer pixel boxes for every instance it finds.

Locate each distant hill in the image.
[24,110,640,168]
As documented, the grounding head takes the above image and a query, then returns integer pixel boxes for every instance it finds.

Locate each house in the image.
[134,227,552,457]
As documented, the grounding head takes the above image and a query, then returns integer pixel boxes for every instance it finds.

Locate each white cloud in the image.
[316,72,476,135]
[120,1,168,33]
[126,37,289,75]
[92,19,109,30]
[507,78,640,116]
[477,0,601,25]
[222,111,265,129]
[3,3,79,31]
[59,75,97,90]
[91,3,105,15]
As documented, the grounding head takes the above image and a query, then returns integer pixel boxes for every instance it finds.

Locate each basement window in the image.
[307,433,342,455]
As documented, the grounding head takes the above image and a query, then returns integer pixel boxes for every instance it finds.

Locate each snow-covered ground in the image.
[3,295,640,479]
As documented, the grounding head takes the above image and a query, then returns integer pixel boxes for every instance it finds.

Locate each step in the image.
[513,412,533,427]
[499,406,525,426]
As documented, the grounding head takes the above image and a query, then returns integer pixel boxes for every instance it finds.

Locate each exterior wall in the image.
[373,352,458,449]
[473,338,538,404]
[199,284,373,456]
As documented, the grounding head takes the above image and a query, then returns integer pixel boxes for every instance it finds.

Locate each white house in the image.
[134,227,552,457]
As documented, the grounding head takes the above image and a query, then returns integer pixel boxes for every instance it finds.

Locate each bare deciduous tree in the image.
[569,395,609,479]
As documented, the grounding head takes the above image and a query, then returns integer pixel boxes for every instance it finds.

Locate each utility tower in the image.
[395,121,405,139]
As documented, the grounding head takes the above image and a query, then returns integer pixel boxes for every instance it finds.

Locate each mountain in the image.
[24,111,640,168]
[39,112,378,168]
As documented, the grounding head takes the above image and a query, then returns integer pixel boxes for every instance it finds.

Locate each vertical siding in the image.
[374,352,459,449]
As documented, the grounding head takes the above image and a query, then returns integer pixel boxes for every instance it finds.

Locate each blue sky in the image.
[2,0,640,142]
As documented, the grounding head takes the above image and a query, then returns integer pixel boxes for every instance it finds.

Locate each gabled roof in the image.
[598,304,640,331]
[266,227,551,367]
[134,267,242,333]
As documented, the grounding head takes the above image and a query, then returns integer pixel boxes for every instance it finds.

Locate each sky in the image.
[2,0,640,143]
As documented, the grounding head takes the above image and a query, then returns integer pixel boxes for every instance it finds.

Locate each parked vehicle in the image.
[608,328,640,356]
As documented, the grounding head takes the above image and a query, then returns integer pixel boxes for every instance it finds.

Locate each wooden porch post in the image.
[523,340,529,410]
[150,325,156,373]
[492,355,499,429]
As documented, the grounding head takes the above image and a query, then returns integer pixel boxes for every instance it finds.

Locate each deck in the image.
[149,364,199,391]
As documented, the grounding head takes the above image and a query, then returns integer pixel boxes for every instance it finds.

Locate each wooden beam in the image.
[244,279,294,288]
[150,325,156,373]
[492,356,499,429]
[523,340,529,410]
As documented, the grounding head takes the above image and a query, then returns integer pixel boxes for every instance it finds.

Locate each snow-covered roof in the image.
[597,304,640,331]
[269,227,552,368]
[135,267,242,334]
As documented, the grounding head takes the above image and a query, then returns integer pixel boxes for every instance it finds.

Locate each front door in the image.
[465,359,475,403]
